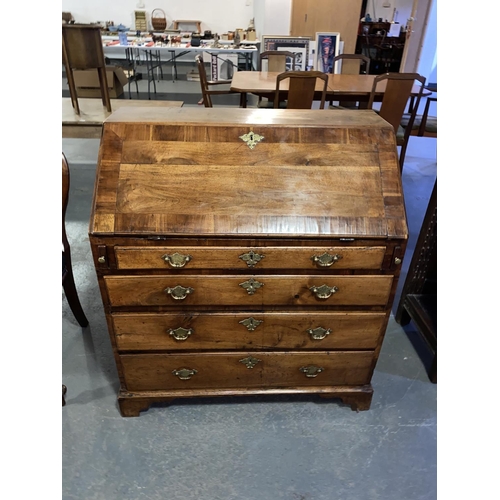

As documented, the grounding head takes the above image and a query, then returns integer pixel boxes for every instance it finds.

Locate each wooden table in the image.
[62,98,183,139]
[231,72,429,107]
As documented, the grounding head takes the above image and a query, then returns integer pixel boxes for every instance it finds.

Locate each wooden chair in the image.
[330,54,371,109]
[63,153,89,328]
[395,180,437,383]
[332,53,370,75]
[274,71,328,109]
[195,55,244,108]
[258,51,298,108]
[63,152,88,407]
[402,83,437,138]
[367,72,426,171]
[62,24,112,115]
[259,50,297,72]
[416,95,437,137]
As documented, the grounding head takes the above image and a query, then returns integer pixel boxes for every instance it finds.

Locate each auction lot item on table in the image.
[89,107,407,417]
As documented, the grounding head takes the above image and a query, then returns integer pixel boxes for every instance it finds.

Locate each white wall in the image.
[260,0,292,36]
[62,0,258,36]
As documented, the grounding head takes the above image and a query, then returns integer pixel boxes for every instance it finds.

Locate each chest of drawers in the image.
[89,107,407,417]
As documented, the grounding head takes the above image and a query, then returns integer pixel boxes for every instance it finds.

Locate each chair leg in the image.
[399,139,409,173]
[62,385,67,406]
[63,265,89,328]
[66,68,80,115]
[97,67,112,112]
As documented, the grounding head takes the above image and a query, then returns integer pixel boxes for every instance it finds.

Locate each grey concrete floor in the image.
[62,64,437,500]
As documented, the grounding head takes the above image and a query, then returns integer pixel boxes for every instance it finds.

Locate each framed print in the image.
[314,32,341,73]
[262,36,311,71]
[210,53,238,80]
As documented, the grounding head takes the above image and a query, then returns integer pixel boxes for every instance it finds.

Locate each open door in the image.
[400,0,433,72]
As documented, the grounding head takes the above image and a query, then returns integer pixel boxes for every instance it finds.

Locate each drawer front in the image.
[114,246,386,270]
[104,275,393,307]
[120,351,374,391]
[113,312,386,351]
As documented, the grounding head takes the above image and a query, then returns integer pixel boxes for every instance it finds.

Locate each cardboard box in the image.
[73,66,129,98]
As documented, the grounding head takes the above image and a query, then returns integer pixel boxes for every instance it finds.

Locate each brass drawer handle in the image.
[300,365,324,378]
[239,317,263,331]
[168,327,193,341]
[311,252,342,267]
[239,356,261,369]
[239,250,265,267]
[309,284,338,299]
[307,327,332,340]
[239,278,264,295]
[162,252,192,268]
[164,285,194,300]
[172,368,197,380]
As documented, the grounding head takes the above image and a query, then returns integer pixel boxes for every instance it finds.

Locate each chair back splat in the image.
[274,71,328,110]
[260,50,297,72]
[332,53,370,75]
[62,24,111,114]
[368,72,426,171]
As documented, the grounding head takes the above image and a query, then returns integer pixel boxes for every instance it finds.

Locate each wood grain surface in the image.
[120,351,374,391]
[114,245,387,270]
[90,108,406,239]
[104,275,393,307]
[89,107,408,415]
[112,311,386,351]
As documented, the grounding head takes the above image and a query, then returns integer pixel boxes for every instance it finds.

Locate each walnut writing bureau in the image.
[89,107,408,417]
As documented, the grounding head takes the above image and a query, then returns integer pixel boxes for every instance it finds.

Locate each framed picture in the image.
[314,32,341,73]
[210,53,238,81]
[262,36,311,71]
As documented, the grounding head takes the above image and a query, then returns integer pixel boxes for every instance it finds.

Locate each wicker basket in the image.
[151,9,167,31]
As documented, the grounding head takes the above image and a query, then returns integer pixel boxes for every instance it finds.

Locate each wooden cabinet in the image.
[89,107,408,417]
[356,22,406,74]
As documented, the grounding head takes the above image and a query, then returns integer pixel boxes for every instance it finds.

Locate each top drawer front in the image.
[114,246,386,270]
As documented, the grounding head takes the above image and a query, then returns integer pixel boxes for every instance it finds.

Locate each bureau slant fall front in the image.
[89,108,408,417]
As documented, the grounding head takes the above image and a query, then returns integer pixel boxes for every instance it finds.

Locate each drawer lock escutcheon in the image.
[164,285,194,300]
[239,278,264,295]
[172,368,197,380]
[300,365,324,378]
[307,327,332,340]
[309,284,339,299]
[240,131,264,149]
[162,252,192,268]
[239,250,265,267]
[239,356,261,369]
[168,327,193,341]
[239,317,263,331]
[311,252,342,267]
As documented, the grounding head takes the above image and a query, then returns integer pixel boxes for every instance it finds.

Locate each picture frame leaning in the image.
[261,36,311,71]
[314,32,341,73]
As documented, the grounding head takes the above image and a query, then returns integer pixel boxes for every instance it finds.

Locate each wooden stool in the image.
[62,24,112,115]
